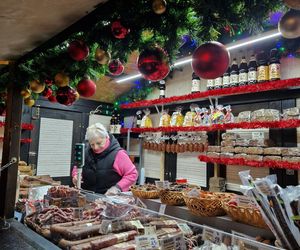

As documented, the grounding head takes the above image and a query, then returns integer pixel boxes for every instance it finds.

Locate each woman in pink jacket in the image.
[72,123,138,195]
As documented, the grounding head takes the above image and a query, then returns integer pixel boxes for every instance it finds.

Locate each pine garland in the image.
[0,0,283,99]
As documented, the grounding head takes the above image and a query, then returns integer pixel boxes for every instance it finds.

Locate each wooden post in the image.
[0,67,23,218]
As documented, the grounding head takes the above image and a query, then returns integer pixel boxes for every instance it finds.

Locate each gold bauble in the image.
[152,0,167,15]
[24,98,35,107]
[74,91,80,100]
[54,72,70,87]
[29,80,45,94]
[95,48,111,65]
[20,88,31,99]
[284,0,300,10]
[279,10,300,39]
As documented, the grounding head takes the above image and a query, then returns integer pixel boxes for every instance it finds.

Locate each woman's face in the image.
[89,137,107,153]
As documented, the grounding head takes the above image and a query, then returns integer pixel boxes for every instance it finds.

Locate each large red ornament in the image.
[111,20,129,39]
[68,40,89,61]
[48,95,57,103]
[108,59,124,76]
[137,46,170,81]
[76,76,96,98]
[42,88,53,98]
[56,86,77,106]
[191,42,230,79]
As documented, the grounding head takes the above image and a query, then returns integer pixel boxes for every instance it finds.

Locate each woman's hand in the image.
[105,185,121,196]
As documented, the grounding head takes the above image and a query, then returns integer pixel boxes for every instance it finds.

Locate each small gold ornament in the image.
[284,0,300,10]
[152,0,167,15]
[74,91,80,100]
[24,97,35,107]
[279,10,300,39]
[95,47,111,65]
[54,72,70,87]
[29,80,45,94]
[20,88,31,99]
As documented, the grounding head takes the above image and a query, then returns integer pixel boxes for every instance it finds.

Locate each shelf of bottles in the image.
[120,119,300,134]
[198,155,300,171]
[121,49,300,109]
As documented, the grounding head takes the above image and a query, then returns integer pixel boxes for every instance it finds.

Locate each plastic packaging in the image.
[159,109,171,127]
[170,107,184,127]
[251,109,280,122]
[237,111,252,122]
[141,108,153,128]
[183,104,198,127]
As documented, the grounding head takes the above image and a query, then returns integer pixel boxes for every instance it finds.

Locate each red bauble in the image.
[111,20,129,39]
[42,88,53,98]
[56,86,77,106]
[108,59,124,76]
[48,95,57,103]
[191,41,230,79]
[68,40,89,61]
[76,77,96,98]
[137,46,170,81]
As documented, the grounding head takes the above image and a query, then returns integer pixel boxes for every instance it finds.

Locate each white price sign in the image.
[160,233,186,250]
[252,132,265,139]
[202,227,223,245]
[158,204,167,215]
[155,181,170,189]
[135,235,160,250]
[177,223,193,236]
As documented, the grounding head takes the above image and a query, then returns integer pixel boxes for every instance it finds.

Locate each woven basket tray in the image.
[183,192,233,217]
[131,189,160,199]
[159,190,186,206]
[222,202,268,228]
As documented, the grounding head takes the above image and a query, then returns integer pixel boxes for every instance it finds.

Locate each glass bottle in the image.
[136,110,142,128]
[222,67,231,88]
[269,48,281,81]
[159,80,166,98]
[248,54,257,84]
[238,56,248,86]
[257,51,269,83]
[229,58,239,87]
[207,79,214,90]
[191,72,200,93]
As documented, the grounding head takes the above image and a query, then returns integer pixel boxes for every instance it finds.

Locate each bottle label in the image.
[159,90,165,96]
[269,63,280,80]
[207,80,214,89]
[214,77,223,88]
[230,74,238,85]
[248,71,257,82]
[257,66,269,81]
[109,125,115,134]
[223,76,230,87]
[136,119,142,126]
[191,79,200,92]
[239,72,248,84]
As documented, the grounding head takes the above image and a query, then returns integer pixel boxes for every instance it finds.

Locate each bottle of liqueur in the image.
[114,113,121,134]
[136,110,143,128]
[269,48,281,81]
[207,79,214,90]
[248,54,257,84]
[238,56,248,86]
[229,58,239,87]
[109,113,116,134]
[222,67,231,88]
[214,75,223,89]
[257,51,269,83]
[191,72,200,93]
[159,80,166,98]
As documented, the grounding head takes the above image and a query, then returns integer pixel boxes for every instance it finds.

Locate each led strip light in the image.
[116,30,282,83]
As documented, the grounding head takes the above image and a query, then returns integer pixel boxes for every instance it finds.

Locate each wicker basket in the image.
[183,192,233,217]
[159,189,186,206]
[131,188,160,199]
[222,202,268,228]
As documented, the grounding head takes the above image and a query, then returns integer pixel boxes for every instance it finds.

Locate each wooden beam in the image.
[0,66,23,218]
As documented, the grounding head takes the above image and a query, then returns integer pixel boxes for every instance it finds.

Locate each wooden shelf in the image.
[121,78,300,109]
[199,155,300,170]
[121,119,300,134]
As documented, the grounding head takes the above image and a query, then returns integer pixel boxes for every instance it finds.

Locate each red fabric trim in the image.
[0,121,34,130]
[121,119,300,133]
[120,78,300,109]
[198,155,300,170]
[0,137,32,143]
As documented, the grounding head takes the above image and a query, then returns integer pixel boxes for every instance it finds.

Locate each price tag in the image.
[155,181,170,189]
[232,236,259,250]
[254,180,273,196]
[135,235,160,250]
[160,233,186,250]
[252,132,265,139]
[144,225,156,235]
[236,196,257,208]
[73,207,83,220]
[202,227,222,245]
[177,223,193,236]
[158,204,166,214]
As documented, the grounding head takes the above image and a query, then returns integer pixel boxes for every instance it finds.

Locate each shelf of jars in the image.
[198,154,300,170]
[120,118,300,134]
[120,77,300,109]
